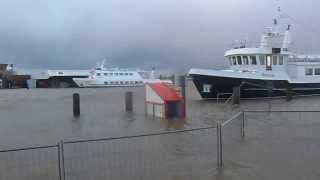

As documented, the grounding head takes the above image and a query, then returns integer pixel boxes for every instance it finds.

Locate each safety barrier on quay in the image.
[2,110,320,179]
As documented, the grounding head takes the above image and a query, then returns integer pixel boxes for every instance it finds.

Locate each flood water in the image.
[0,80,227,149]
[2,80,320,180]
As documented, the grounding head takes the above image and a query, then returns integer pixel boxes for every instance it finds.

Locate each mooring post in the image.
[171,74,176,85]
[241,111,245,138]
[217,121,223,168]
[232,87,240,105]
[73,93,80,117]
[179,75,186,118]
[125,91,133,112]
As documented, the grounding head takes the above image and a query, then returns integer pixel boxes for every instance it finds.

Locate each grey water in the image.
[2,81,320,179]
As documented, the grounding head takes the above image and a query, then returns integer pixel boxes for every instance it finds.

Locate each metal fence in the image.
[0,144,61,180]
[219,110,320,180]
[0,127,218,180]
[2,110,320,180]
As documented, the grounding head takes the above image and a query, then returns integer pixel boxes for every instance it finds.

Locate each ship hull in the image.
[190,74,320,99]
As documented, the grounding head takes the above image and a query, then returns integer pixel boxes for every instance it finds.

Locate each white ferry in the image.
[189,6,320,99]
[73,61,171,87]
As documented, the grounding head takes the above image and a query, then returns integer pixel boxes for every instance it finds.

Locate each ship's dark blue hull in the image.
[190,74,320,99]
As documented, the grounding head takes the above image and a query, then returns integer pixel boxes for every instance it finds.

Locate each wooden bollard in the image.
[232,87,240,105]
[73,93,80,117]
[179,75,186,118]
[125,91,133,112]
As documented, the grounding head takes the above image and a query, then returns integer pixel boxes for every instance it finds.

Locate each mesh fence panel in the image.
[223,111,320,180]
[0,146,60,180]
[63,128,217,180]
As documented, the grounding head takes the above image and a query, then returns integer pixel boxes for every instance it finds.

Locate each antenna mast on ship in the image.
[260,0,292,51]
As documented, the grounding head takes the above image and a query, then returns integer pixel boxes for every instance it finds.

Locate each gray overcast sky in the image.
[0,0,319,71]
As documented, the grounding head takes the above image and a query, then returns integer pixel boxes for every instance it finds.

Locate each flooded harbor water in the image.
[2,80,320,180]
[0,80,229,149]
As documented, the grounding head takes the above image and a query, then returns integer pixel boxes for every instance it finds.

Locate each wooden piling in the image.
[179,75,186,118]
[73,93,80,117]
[125,91,133,112]
[232,87,240,105]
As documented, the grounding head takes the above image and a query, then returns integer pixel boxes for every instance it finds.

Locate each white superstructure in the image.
[73,61,171,87]
[188,4,320,99]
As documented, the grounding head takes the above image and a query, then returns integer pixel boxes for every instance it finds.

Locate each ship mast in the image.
[260,1,292,51]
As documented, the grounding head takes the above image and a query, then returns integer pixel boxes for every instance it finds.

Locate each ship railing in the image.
[216,92,233,104]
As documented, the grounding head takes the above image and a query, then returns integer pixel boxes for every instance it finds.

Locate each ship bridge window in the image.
[228,57,232,66]
[237,56,242,65]
[96,73,101,76]
[232,56,237,65]
[305,68,313,76]
[250,56,257,65]
[119,73,123,76]
[104,73,108,76]
[273,56,278,65]
[315,68,320,75]
[279,56,284,65]
[259,55,265,65]
[125,73,128,76]
[243,56,249,65]
[114,73,118,76]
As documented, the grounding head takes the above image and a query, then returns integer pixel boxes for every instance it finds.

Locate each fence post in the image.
[57,143,62,180]
[217,121,223,168]
[59,140,66,180]
[241,111,245,138]
[73,93,80,117]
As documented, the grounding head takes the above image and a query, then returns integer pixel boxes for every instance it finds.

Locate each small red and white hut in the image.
[145,83,185,119]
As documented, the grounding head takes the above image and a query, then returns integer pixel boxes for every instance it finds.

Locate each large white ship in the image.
[189,6,320,99]
[73,61,171,87]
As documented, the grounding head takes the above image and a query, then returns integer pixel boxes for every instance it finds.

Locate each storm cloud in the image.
[0,0,319,71]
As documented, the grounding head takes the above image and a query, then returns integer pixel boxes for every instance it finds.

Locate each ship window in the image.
[305,68,313,76]
[125,73,128,76]
[129,73,133,75]
[119,73,123,76]
[104,73,108,76]
[114,73,118,76]
[279,56,284,65]
[273,56,278,65]
[228,57,232,66]
[96,73,101,76]
[243,56,249,65]
[315,68,320,75]
[232,56,237,65]
[237,56,242,65]
[125,81,129,84]
[259,55,265,65]
[110,82,114,84]
[104,82,108,85]
[120,81,123,84]
[250,56,257,65]
[115,81,119,84]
